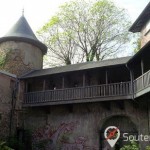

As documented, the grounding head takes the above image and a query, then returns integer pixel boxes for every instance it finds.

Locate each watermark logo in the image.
[104,126,120,147]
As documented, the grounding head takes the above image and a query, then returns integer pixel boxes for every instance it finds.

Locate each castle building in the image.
[0,2,150,150]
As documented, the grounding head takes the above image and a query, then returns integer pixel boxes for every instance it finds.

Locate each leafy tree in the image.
[37,0,131,66]
[133,36,141,53]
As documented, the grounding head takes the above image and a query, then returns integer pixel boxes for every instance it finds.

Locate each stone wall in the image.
[0,41,43,76]
[23,99,149,149]
[0,73,16,140]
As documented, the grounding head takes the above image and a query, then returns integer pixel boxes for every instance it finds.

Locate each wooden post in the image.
[105,70,108,96]
[25,81,28,93]
[62,76,65,89]
[130,69,135,99]
[106,70,108,84]
[43,79,46,91]
[83,74,85,87]
[82,74,86,98]
[141,59,144,75]
[141,59,144,88]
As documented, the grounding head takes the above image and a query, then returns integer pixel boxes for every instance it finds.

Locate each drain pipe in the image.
[126,63,135,100]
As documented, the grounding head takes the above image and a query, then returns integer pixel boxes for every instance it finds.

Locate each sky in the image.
[0,0,149,37]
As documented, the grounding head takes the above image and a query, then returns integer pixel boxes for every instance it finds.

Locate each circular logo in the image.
[104,126,120,147]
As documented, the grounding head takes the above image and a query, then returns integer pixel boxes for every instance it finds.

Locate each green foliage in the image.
[120,141,139,150]
[7,136,25,150]
[0,141,14,150]
[0,49,11,68]
[37,0,131,67]
[133,37,141,53]
[146,146,150,150]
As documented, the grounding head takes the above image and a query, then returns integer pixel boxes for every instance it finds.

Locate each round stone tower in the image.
[0,15,47,76]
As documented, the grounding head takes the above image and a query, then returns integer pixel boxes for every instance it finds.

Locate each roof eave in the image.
[129,2,150,33]
[20,62,129,79]
[0,70,17,78]
[0,36,47,55]
[127,40,150,64]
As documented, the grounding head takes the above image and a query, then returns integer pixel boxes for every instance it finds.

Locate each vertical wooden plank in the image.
[141,59,144,88]
[43,79,46,91]
[83,73,85,98]
[130,69,134,98]
[83,73,86,87]
[62,76,65,89]
[105,70,108,84]
[43,79,46,102]
[141,59,144,75]
[105,70,108,96]
[25,81,28,93]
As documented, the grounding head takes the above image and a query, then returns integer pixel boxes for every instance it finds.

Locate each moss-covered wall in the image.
[0,41,43,76]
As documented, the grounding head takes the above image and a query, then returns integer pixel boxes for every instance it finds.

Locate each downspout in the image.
[9,78,19,138]
[126,63,135,100]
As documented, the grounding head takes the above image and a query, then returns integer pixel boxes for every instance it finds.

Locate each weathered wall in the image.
[23,99,149,149]
[0,73,16,140]
[141,25,150,48]
[0,41,43,76]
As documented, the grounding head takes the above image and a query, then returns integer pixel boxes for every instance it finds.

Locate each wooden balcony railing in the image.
[24,82,131,105]
[134,69,150,93]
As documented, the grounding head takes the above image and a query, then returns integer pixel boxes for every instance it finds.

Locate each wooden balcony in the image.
[134,69,150,97]
[23,82,132,107]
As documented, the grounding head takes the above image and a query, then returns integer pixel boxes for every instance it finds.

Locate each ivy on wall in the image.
[0,48,11,68]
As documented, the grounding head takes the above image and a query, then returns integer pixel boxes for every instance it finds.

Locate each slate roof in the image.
[0,15,47,54]
[129,2,150,32]
[20,56,131,79]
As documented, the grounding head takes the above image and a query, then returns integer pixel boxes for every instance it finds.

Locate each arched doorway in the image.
[100,115,138,150]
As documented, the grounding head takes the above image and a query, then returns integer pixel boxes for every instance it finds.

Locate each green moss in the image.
[0,48,11,68]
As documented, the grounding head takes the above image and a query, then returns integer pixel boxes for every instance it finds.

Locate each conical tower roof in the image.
[0,15,47,54]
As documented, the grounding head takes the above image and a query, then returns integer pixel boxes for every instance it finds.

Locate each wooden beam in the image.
[141,59,144,88]
[141,59,144,75]
[62,76,65,89]
[83,74,86,87]
[25,81,28,92]
[130,69,135,98]
[23,95,132,107]
[43,79,46,91]
[106,70,108,84]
